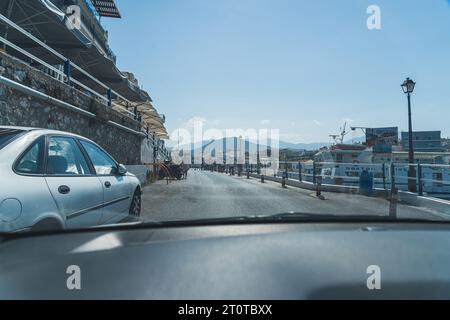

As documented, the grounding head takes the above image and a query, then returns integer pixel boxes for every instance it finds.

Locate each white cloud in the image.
[313,120,322,126]
[260,119,271,125]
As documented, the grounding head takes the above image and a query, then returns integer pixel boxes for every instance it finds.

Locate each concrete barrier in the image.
[398,191,450,215]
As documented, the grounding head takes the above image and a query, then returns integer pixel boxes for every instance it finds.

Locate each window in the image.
[80,140,117,175]
[15,137,45,174]
[46,137,91,175]
[0,129,24,150]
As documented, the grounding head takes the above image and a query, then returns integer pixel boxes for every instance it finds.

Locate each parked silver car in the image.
[0,126,142,233]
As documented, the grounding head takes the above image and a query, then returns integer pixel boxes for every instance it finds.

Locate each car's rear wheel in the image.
[129,188,141,219]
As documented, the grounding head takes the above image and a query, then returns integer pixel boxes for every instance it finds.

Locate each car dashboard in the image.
[1,222,450,299]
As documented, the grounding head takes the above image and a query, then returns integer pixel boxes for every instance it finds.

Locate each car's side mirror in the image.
[116,164,127,176]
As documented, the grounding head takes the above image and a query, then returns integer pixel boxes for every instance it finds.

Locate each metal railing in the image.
[273,161,450,199]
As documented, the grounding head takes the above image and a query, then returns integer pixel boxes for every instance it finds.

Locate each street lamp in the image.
[401,77,417,192]
[238,136,243,175]
[401,78,416,95]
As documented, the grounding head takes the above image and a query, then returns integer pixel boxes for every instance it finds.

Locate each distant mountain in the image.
[167,139,323,151]
[279,141,329,151]
[344,136,366,144]
[167,136,367,152]
[279,136,365,150]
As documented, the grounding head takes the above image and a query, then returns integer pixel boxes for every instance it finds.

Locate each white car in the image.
[0,126,142,233]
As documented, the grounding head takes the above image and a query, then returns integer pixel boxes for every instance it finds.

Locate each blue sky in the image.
[103,0,450,143]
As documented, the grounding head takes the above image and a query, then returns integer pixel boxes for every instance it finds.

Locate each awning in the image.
[138,103,169,139]
[111,100,169,139]
[90,0,121,18]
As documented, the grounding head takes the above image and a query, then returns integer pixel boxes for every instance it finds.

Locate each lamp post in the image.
[401,78,417,193]
[238,136,243,176]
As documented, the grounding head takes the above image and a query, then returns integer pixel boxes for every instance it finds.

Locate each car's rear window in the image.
[0,129,24,150]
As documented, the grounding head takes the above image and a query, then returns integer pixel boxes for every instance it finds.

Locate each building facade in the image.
[401,131,443,152]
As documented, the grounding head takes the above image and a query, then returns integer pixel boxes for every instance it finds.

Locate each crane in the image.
[329,121,350,144]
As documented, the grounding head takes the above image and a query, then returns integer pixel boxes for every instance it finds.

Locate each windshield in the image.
[0,0,450,235]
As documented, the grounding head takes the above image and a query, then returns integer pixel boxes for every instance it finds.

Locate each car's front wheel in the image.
[129,188,141,219]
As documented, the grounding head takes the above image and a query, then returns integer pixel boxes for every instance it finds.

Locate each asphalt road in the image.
[141,170,446,222]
